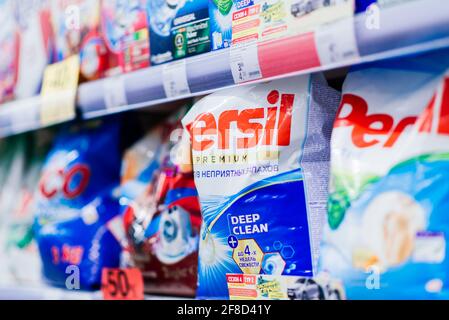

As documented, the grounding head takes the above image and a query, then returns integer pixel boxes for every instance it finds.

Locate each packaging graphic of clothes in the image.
[122,109,201,297]
[0,0,19,103]
[13,0,55,99]
[51,0,109,80]
[34,119,122,290]
[148,0,211,65]
[182,75,340,299]
[321,50,449,299]
[100,0,150,74]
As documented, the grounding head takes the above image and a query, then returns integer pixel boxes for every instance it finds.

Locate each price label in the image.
[103,76,127,109]
[101,268,144,300]
[230,42,262,84]
[162,60,191,98]
[40,55,79,126]
[315,18,360,65]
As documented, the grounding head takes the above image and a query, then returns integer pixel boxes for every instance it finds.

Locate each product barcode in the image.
[249,71,261,77]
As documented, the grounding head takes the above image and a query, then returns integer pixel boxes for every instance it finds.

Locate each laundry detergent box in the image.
[101,0,150,74]
[182,75,340,299]
[13,0,54,99]
[51,0,109,80]
[320,49,449,299]
[148,0,211,65]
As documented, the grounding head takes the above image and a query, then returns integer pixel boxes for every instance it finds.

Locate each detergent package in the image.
[0,0,19,103]
[182,75,340,299]
[321,50,449,299]
[13,0,54,99]
[122,108,201,297]
[51,0,109,80]
[34,119,122,290]
[148,0,211,65]
[101,0,150,74]
[1,131,54,286]
[209,0,355,51]
[208,0,235,51]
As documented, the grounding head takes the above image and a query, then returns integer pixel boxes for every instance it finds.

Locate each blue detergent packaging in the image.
[147,0,211,65]
[321,50,449,299]
[208,0,236,51]
[34,119,122,290]
[182,74,340,299]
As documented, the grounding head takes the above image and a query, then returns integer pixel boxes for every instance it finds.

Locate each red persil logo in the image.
[186,90,295,152]
[334,78,449,148]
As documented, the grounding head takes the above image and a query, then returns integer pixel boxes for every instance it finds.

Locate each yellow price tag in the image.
[40,55,80,126]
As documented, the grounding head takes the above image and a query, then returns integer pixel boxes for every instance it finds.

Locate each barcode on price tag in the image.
[315,18,360,65]
[40,55,79,126]
[230,42,262,84]
[103,76,127,109]
[162,60,191,98]
[101,268,144,300]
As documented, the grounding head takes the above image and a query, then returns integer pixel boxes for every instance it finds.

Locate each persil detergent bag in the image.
[182,75,340,299]
[34,119,122,290]
[321,50,449,299]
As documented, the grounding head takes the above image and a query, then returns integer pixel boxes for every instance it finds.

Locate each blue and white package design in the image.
[182,75,340,299]
[148,0,211,65]
[322,50,449,299]
[208,0,235,51]
[34,120,122,290]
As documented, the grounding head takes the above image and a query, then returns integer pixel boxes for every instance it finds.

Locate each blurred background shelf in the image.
[0,285,188,300]
[1,0,449,137]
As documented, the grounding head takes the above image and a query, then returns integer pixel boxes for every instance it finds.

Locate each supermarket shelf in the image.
[0,95,77,139]
[1,0,449,137]
[0,96,42,139]
[0,285,188,300]
[77,0,449,119]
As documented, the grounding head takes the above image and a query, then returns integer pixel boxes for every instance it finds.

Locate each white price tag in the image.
[315,18,360,65]
[162,60,191,98]
[230,42,262,84]
[103,76,127,109]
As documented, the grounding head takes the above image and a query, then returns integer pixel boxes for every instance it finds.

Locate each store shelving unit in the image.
[0,0,448,138]
[0,285,187,300]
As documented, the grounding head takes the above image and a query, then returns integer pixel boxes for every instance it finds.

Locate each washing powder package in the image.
[0,0,19,103]
[208,0,235,51]
[182,75,340,299]
[34,119,122,290]
[2,131,54,286]
[122,108,202,297]
[101,0,150,74]
[148,0,211,65]
[52,0,109,80]
[321,50,449,299]
[13,0,54,99]
[210,0,355,50]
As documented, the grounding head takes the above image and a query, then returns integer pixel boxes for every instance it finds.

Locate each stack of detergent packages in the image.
[33,118,123,290]
[320,49,449,299]
[0,131,53,287]
[181,73,341,299]
[120,106,202,297]
[100,0,150,74]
